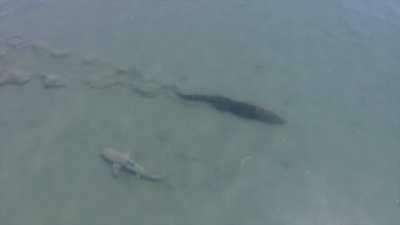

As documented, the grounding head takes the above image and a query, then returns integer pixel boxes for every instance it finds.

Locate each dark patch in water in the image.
[175,91,285,125]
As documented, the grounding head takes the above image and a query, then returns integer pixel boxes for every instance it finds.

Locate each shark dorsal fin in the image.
[123,151,131,159]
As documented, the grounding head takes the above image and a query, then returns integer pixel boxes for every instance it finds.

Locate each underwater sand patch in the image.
[40,73,68,89]
[0,68,32,86]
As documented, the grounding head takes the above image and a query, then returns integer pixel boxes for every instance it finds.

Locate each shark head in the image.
[101,148,130,164]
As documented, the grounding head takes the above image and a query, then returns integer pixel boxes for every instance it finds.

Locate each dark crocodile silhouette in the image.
[174,91,285,125]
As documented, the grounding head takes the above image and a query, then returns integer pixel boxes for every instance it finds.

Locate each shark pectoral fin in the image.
[112,163,122,177]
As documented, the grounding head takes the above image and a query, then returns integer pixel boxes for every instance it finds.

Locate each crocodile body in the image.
[174,91,285,125]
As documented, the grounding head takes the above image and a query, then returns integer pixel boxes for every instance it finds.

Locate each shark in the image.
[100,148,163,182]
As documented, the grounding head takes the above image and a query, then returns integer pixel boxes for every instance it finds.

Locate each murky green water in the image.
[0,0,399,224]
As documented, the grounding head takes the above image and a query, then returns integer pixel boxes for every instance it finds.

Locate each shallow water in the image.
[0,0,399,224]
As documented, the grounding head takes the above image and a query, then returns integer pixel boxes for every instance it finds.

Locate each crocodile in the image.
[174,90,285,125]
[100,148,163,182]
